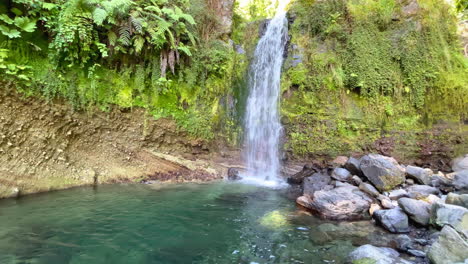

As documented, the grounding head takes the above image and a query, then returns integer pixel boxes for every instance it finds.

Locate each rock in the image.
[374,207,410,233]
[307,186,373,220]
[345,157,362,176]
[407,249,426,258]
[446,193,468,209]
[428,225,468,264]
[369,203,382,216]
[452,170,468,191]
[424,194,441,204]
[406,184,439,199]
[402,0,420,17]
[378,194,396,209]
[406,165,433,185]
[352,175,363,186]
[302,172,332,197]
[405,178,414,185]
[360,154,405,191]
[398,197,431,226]
[331,168,352,181]
[332,156,348,167]
[396,234,413,251]
[359,182,380,197]
[287,164,319,184]
[296,195,313,208]
[431,202,468,236]
[452,154,468,172]
[388,189,408,200]
[430,172,453,191]
[335,181,353,188]
[217,0,235,35]
[346,245,411,264]
[227,168,241,181]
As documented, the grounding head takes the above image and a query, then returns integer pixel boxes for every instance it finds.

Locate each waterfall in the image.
[242,3,289,187]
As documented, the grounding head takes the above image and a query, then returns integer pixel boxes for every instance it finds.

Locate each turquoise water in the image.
[0,182,360,264]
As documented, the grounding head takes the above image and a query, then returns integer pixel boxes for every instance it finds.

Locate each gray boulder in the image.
[388,189,408,200]
[352,175,363,186]
[446,193,468,209]
[398,197,431,226]
[302,172,332,197]
[331,167,352,181]
[406,165,433,185]
[452,170,468,191]
[308,186,373,220]
[287,164,319,184]
[346,244,411,264]
[378,195,396,209]
[406,184,439,199]
[360,154,405,191]
[428,225,468,264]
[431,202,468,236]
[359,182,380,197]
[345,157,362,176]
[452,155,468,172]
[374,207,410,233]
[227,168,241,181]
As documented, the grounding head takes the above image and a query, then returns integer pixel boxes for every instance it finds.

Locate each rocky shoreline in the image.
[289,154,468,264]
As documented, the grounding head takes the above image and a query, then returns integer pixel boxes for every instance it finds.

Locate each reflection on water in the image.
[0,182,375,264]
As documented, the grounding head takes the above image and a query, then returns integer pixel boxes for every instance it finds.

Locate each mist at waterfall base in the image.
[241,3,289,188]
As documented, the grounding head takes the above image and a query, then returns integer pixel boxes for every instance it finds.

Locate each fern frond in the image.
[92,8,108,25]
[130,16,143,33]
[134,35,145,54]
[108,31,118,46]
[119,25,131,46]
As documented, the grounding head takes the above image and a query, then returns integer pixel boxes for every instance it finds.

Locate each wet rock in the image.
[227,168,241,181]
[332,156,348,167]
[428,225,468,264]
[431,202,468,236]
[406,184,439,199]
[302,172,332,197]
[398,197,431,226]
[378,195,396,209]
[369,203,382,216]
[307,186,373,220]
[446,193,468,209]
[360,154,405,192]
[408,249,426,258]
[406,165,433,185]
[452,154,468,172]
[388,189,408,200]
[296,195,313,208]
[346,244,411,264]
[331,168,351,181]
[345,157,362,176]
[374,207,410,233]
[287,164,319,184]
[396,234,413,251]
[359,182,380,197]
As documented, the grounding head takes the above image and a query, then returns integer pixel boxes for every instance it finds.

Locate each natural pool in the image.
[0,182,388,264]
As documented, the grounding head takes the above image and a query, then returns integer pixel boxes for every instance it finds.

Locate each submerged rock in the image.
[287,164,319,184]
[307,186,373,220]
[346,244,411,264]
[406,165,433,185]
[360,154,405,192]
[446,193,468,209]
[302,172,332,197]
[374,207,410,233]
[428,225,468,264]
[398,197,431,226]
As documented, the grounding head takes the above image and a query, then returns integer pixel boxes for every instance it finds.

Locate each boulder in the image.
[406,165,433,185]
[388,189,408,200]
[345,156,362,176]
[287,164,319,184]
[359,182,380,197]
[374,207,410,233]
[227,168,241,181]
[302,172,332,197]
[452,154,468,172]
[332,156,348,167]
[331,168,351,181]
[307,186,373,220]
[406,184,439,199]
[360,154,405,191]
[398,197,431,226]
[430,172,454,191]
[351,175,363,186]
[378,195,396,209]
[451,170,468,191]
[446,193,468,209]
[346,245,411,264]
[428,225,468,264]
[296,195,313,208]
[431,202,468,236]
[369,203,382,216]
[335,181,353,188]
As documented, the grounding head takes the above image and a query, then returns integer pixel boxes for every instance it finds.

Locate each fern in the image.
[130,16,143,33]
[134,35,145,54]
[119,25,131,46]
[92,8,108,25]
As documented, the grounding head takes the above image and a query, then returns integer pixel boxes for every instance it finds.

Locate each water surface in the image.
[0,182,362,264]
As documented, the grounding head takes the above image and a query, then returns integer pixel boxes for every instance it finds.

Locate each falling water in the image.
[242,2,289,187]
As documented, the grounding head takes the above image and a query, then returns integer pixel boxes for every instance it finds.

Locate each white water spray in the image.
[241,2,289,188]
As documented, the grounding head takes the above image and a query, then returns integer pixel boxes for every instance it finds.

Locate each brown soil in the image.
[0,88,238,198]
